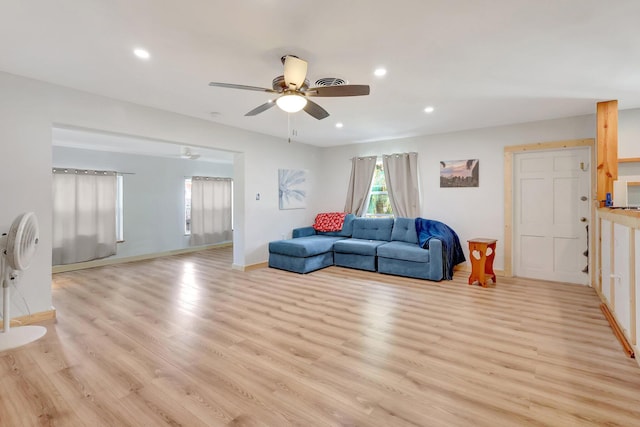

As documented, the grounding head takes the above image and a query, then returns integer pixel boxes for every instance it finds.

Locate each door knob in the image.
[580,217,587,222]
[580,196,587,201]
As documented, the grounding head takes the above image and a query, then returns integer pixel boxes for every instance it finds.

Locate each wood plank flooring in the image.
[2,246,640,426]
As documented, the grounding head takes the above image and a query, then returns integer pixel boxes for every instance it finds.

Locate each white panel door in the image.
[514,148,590,284]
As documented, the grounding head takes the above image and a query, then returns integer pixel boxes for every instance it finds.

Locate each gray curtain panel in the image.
[52,169,117,265]
[190,176,233,246]
[383,152,420,217]
[344,156,377,216]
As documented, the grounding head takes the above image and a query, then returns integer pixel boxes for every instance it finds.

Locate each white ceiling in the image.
[2,1,640,148]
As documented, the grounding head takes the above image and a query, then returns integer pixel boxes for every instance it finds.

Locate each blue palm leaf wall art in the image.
[279,169,308,209]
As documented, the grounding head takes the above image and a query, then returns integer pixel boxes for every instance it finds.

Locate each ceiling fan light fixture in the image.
[276,93,307,113]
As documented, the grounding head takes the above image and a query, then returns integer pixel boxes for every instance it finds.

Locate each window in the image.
[116,174,124,241]
[365,161,393,217]
[185,178,192,235]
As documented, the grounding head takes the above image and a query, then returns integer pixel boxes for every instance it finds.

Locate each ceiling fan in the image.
[209,55,370,120]
[180,147,200,160]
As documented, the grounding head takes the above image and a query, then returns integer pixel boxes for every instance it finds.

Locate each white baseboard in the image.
[52,242,232,273]
[232,261,268,272]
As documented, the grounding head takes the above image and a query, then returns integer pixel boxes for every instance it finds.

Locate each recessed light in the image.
[335,122,344,128]
[374,68,387,77]
[133,48,150,60]
[424,106,435,113]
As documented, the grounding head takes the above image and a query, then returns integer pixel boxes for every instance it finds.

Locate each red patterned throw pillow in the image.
[313,212,348,232]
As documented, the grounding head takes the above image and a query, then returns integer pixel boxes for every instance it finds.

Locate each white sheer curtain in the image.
[190,177,233,246]
[383,152,420,217]
[52,169,117,265]
[344,156,377,216]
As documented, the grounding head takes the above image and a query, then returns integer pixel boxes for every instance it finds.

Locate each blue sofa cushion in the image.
[377,241,430,263]
[351,217,394,241]
[317,213,356,237]
[333,238,387,256]
[391,217,419,244]
[269,236,345,258]
[334,252,377,271]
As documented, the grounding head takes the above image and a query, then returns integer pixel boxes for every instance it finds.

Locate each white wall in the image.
[0,71,320,317]
[52,146,234,260]
[619,109,640,159]
[317,115,597,271]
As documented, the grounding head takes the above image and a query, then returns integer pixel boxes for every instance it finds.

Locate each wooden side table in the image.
[468,238,497,287]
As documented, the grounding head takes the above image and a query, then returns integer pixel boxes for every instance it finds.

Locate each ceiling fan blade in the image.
[245,100,277,116]
[303,99,330,120]
[283,56,308,89]
[306,84,370,97]
[209,82,277,93]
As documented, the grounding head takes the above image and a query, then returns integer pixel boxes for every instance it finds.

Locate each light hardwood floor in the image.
[2,247,640,426]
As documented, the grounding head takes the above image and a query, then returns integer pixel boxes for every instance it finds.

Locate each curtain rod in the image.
[348,152,418,161]
[52,168,135,175]
[347,155,379,161]
[184,176,232,179]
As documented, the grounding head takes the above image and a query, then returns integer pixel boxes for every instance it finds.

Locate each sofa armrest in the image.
[293,226,316,238]
[428,238,444,280]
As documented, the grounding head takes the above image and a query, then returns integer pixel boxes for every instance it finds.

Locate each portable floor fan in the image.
[0,212,46,352]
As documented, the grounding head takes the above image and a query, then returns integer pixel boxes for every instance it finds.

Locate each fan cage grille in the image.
[6,212,39,271]
[313,77,348,87]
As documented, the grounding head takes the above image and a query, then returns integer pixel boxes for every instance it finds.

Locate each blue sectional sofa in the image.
[268,215,447,281]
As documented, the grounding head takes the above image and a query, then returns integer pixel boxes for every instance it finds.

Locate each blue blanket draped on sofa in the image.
[415,218,466,280]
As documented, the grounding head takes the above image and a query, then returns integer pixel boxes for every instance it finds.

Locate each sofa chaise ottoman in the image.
[268,214,355,273]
